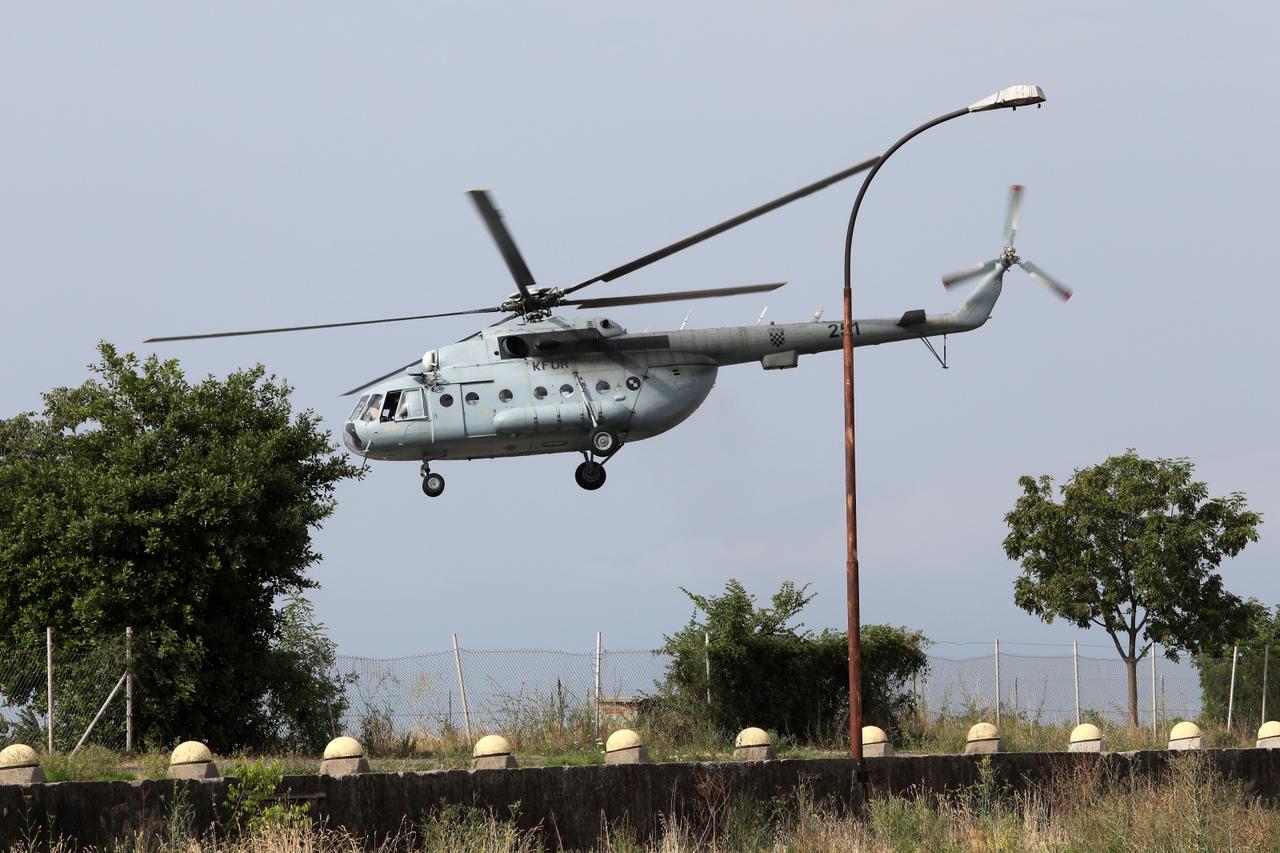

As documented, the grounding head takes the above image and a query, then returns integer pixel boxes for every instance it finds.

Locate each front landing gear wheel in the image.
[574,460,607,491]
[422,471,445,497]
[589,426,620,457]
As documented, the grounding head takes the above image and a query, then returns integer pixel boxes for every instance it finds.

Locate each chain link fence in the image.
[3,631,1274,753]
[337,639,669,744]
[0,628,132,752]
[336,638,1280,741]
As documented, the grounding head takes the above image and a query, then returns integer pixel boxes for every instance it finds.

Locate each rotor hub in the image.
[998,246,1019,269]
[500,287,565,320]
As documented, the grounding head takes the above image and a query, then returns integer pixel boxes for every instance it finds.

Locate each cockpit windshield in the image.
[349,395,371,422]
[361,394,383,422]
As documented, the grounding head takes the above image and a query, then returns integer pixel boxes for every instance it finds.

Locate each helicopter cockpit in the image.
[343,388,429,453]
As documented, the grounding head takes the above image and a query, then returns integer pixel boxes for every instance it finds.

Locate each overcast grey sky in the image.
[2,2,1276,657]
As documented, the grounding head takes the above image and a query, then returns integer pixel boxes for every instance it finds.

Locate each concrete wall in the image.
[4,750,1280,850]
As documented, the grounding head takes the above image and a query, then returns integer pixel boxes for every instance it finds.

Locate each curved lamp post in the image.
[842,85,1046,768]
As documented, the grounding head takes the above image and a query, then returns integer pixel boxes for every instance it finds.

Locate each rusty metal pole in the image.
[843,108,969,775]
[842,87,1045,787]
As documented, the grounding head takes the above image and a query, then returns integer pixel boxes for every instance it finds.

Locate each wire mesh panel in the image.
[459,648,597,733]
[0,632,47,749]
[0,631,131,752]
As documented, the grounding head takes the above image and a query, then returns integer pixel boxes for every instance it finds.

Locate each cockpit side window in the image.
[362,394,383,422]
[397,389,425,420]
[349,395,371,422]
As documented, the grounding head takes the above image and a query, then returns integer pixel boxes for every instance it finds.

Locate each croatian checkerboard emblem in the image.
[768,328,786,347]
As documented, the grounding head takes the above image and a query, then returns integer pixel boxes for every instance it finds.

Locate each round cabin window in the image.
[534,386,548,400]
[595,380,610,393]
[498,389,513,402]
[560,384,574,398]
[439,394,454,408]
[465,392,480,406]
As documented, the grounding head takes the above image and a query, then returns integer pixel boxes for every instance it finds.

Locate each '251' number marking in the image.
[826,322,860,338]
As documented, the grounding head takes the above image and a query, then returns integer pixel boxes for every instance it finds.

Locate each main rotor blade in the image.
[341,360,421,397]
[468,190,536,299]
[145,306,505,343]
[942,259,997,288]
[1004,184,1024,245]
[342,313,522,395]
[562,157,878,296]
[564,282,785,310]
[1018,260,1072,301]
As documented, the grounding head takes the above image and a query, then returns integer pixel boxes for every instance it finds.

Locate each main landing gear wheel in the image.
[575,460,607,491]
[422,471,445,497]
[589,426,620,457]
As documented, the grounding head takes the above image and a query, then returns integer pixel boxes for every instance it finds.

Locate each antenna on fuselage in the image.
[812,308,824,322]
[755,307,769,326]
[679,311,691,331]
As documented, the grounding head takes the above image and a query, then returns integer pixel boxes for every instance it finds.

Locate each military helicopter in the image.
[148,173,1067,497]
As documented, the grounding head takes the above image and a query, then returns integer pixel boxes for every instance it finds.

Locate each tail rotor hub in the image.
[939,185,1072,301]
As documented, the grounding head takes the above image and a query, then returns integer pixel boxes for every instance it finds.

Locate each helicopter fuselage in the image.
[342,269,1003,464]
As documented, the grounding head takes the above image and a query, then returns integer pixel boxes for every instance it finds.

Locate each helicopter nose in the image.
[342,421,367,454]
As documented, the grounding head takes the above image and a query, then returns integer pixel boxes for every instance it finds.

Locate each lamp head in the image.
[968,84,1046,113]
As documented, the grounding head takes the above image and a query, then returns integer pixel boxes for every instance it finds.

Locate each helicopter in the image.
[147,173,1068,497]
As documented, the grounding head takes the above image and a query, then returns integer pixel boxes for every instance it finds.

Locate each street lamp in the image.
[841,85,1046,769]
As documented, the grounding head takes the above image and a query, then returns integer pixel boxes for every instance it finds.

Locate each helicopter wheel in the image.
[589,426,620,458]
[422,471,446,498]
[574,460,607,491]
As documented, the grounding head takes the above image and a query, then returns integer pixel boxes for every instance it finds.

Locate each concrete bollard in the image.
[964,722,1003,755]
[733,727,776,761]
[862,726,894,758]
[0,744,46,784]
[472,735,518,770]
[1068,723,1105,753]
[605,728,650,765]
[320,736,370,776]
[1167,721,1203,751]
[1258,721,1280,749]
[167,741,219,779]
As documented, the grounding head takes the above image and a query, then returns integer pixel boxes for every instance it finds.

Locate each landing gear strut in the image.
[420,463,445,498]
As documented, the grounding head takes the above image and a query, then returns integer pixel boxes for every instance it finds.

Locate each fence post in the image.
[46,627,54,754]
[1227,644,1239,732]
[1073,640,1081,726]
[594,632,602,740]
[1264,644,1271,726]
[451,633,472,743]
[704,631,711,706]
[994,638,1001,726]
[125,627,133,753]
[1150,642,1157,737]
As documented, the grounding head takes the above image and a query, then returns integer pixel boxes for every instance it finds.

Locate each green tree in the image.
[661,579,928,740]
[1195,602,1278,732]
[1003,450,1261,727]
[261,592,353,751]
[0,344,361,748]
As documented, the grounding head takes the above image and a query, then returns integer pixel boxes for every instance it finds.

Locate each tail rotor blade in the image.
[1003,184,1024,245]
[942,259,997,289]
[1018,260,1072,301]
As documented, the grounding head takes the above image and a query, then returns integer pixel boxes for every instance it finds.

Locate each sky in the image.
[2,2,1277,660]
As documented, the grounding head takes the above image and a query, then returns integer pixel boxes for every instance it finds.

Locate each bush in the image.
[659,579,928,741]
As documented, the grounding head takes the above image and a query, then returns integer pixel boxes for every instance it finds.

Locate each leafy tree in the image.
[0,344,361,748]
[660,579,929,740]
[1003,450,1261,727]
[1195,602,1278,732]
[261,592,353,751]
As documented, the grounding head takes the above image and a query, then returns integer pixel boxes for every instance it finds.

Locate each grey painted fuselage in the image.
[343,269,1004,463]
